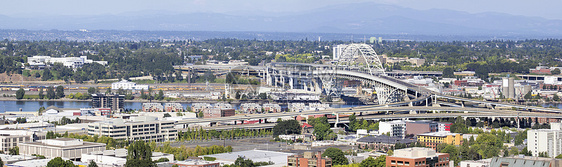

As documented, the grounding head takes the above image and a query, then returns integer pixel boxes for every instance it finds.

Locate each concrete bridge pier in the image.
[333,112,339,128]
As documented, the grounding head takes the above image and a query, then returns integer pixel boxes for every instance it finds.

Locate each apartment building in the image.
[142,103,164,112]
[87,116,177,142]
[417,132,463,150]
[287,151,332,167]
[379,120,407,138]
[387,147,451,167]
[527,129,562,157]
[91,93,125,112]
[165,103,183,112]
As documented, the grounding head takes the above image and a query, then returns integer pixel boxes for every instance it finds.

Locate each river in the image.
[0,101,362,112]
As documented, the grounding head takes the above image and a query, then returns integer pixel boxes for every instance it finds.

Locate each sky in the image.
[1,0,561,20]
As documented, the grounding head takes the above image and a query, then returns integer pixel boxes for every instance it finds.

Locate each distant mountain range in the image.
[1,2,562,37]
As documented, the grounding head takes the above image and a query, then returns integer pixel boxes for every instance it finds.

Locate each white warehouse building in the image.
[27,55,107,69]
[111,80,149,90]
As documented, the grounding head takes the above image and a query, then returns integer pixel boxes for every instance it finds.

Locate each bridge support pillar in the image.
[461,102,465,108]
[289,77,294,89]
[334,112,339,128]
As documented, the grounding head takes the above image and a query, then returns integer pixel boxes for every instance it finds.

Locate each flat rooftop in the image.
[417,131,460,137]
[203,150,293,166]
[21,138,105,149]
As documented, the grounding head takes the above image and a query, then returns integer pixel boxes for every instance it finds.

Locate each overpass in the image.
[199,111,562,130]
[176,105,546,126]
[434,95,562,113]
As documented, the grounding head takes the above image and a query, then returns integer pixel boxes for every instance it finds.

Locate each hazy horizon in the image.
[2,0,561,20]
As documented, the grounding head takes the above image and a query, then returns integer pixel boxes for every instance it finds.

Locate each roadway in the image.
[177,106,547,125]
[200,111,562,130]
[435,95,562,113]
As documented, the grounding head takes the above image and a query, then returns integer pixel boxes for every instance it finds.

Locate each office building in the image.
[356,135,416,151]
[0,130,35,153]
[459,159,491,167]
[386,147,451,167]
[19,138,106,160]
[288,151,332,167]
[417,132,463,150]
[405,120,438,136]
[379,120,407,138]
[91,93,125,111]
[489,156,562,167]
[87,116,177,142]
[438,122,452,132]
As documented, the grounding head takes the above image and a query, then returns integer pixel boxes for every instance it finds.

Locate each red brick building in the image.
[203,108,235,118]
[386,147,450,167]
[405,120,438,136]
[288,151,332,167]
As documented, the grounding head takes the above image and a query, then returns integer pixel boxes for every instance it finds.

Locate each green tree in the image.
[234,157,255,167]
[9,146,19,155]
[56,85,65,98]
[272,120,301,137]
[39,88,44,99]
[349,113,357,131]
[88,161,99,167]
[360,155,386,167]
[443,67,454,78]
[309,116,333,140]
[440,145,460,165]
[322,148,349,165]
[42,68,52,81]
[552,68,561,75]
[0,156,3,167]
[47,157,76,167]
[556,154,562,159]
[258,93,267,100]
[16,88,25,99]
[509,147,519,156]
[226,72,238,84]
[126,141,155,167]
[158,90,164,100]
[88,87,97,94]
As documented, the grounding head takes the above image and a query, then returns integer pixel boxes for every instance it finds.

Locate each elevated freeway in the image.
[200,111,562,130]
[177,105,544,126]
[435,95,562,113]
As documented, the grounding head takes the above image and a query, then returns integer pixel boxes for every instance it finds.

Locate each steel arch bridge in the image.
[265,44,426,104]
